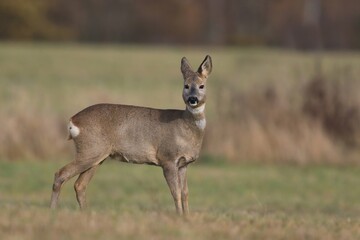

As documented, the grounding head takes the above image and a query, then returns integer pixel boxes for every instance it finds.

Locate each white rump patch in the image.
[195,118,206,130]
[187,104,205,115]
[68,120,80,138]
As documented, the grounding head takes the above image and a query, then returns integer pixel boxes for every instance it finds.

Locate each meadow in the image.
[1,42,360,163]
[0,43,360,239]
[1,160,360,240]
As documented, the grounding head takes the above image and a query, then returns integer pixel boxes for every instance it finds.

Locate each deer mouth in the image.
[188,97,199,107]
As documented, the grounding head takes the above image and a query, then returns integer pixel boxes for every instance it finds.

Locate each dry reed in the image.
[204,77,360,164]
[1,78,359,164]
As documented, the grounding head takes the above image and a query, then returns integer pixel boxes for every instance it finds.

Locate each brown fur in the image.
[50,55,212,215]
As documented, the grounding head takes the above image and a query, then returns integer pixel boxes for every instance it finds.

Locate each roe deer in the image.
[50,55,212,215]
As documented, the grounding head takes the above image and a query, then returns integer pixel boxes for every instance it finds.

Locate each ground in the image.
[0,160,359,240]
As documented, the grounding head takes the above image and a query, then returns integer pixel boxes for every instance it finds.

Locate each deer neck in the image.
[184,104,206,131]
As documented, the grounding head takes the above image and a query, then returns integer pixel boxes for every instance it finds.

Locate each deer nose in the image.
[188,96,198,106]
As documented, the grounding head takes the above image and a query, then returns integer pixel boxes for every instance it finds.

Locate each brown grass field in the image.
[0,43,360,239]
[0,42,360,164]
[1,161,360,240]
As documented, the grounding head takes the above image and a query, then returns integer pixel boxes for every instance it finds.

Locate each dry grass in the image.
[1,207,359,240]
[1,44,360,240]
[205,77,360,164]
[0,88,69,160]
[1,161,360,240]
[0,43,360,164]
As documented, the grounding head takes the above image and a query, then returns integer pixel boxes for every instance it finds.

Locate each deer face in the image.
[181,55,212,109]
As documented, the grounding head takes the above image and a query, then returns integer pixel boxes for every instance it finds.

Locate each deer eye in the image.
[184,84,190,89]
[199,85,205,89]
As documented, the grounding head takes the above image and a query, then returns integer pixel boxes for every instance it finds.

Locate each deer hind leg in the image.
[50,161,90,209]
[74,164,99,210]
[50,152,108,209]
[179,166,189,215]
[162,164,183,215]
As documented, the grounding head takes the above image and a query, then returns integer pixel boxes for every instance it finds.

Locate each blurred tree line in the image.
[0,0,359,49]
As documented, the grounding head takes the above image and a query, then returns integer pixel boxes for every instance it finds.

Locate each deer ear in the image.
[197,55,212,78]
[181,57,194,79]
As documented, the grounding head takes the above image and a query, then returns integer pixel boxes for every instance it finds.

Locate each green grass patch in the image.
[0,160,359,239]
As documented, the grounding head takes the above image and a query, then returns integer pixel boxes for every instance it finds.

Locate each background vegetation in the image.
[0,43,359,164]
[1,1,360,239]
[0,0,359,49]
[1,44,359,239]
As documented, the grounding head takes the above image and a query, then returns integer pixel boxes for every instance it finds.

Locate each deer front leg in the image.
[74,165,99,210]
[179,166,189,215]
[162,164,183,215]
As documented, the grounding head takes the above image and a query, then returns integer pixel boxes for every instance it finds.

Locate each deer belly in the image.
[110,146,159,166]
